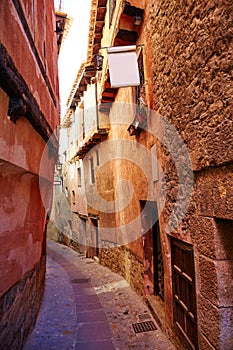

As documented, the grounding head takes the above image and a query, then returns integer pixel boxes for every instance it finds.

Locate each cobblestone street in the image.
[24,239,176,350]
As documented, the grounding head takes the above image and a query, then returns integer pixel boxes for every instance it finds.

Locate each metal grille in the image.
[132,321,157,334]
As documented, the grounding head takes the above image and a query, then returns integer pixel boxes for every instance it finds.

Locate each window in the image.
[63,151,67,162]
[77,167,82,187]
[65,186,69,197]
[78,103,85,141]
[90,157,95,184]
[96,150,99,166]
[151,145,158,182]
[72,190,75,204]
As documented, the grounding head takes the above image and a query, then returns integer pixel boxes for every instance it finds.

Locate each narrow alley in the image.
[24,239,175,350]
[1,1,233,349]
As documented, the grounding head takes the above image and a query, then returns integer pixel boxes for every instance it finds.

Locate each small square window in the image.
[72,190,75,204]
[77,167,82,187]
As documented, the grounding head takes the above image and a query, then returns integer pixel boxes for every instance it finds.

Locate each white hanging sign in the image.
[107,45,140,88]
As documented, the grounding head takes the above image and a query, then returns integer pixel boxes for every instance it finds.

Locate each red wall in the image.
[0,0,60,347]
[0,0,59,131]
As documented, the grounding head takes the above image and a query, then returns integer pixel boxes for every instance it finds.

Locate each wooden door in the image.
[141,201,164,298]
[91,218,99,258]
[171,238,198,350]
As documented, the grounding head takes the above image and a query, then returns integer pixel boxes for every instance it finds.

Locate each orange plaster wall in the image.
[0,0,59,131]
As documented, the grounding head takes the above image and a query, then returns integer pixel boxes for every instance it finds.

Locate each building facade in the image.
[60,1,233,349]
[0,1,60,348]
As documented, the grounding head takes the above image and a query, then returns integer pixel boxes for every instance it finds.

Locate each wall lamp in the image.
[94,54,104,71]
[134,15,143,26]
[56,162,62,171]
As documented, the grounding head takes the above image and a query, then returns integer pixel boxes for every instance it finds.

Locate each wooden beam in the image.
[98,0,107,7]
[96,7,106,21]
[123,3,144,17]
[0,43,58,151]
[116,29,138,42]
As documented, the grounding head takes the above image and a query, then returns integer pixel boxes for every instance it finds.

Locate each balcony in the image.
[98,0,145,112]
[75,129,108,160]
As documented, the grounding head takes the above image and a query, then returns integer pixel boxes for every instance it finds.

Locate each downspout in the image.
[94,76,100,130]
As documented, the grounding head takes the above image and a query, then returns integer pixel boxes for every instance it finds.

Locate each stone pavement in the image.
[23,239,176,350]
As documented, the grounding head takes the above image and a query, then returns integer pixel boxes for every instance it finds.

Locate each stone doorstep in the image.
[145,295,166,330]
[146,295,190,350]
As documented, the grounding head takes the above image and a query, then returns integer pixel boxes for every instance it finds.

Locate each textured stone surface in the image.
[194,165,233,220]
[199,333,216,350]
[198,293,233,350]
[199,255,233,307]
[189,215,233,259]
[99,243,145,297]
[148,1,233,348]
[59,1,233,349]
[24,239,175,350]
[149,0,233,171]
[0,257,45,350]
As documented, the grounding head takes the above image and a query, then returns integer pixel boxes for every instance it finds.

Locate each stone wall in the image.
[99,242,144,296]
[0,256,46,350]
[148,1,233,349]
[148,0,233,171]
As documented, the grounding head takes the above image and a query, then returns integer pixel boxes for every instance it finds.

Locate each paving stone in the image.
[77,309,107,323]
[75,341,115,350]
[23,239,176,350]
[76,322,112,341]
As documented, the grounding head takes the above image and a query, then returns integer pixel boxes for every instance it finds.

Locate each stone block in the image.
[194,174,215,217]
[0,258,45,349]
[213,169,233,220]
[190,216,233,260]
[195,166,233,221]
[199,292,233,349]
[199,255,218,306]
[214,219,233,259]
[199,255,233,307]
[99,244,144,296]
[149,0,233,170]
[198,294,220,348]
[199,333,216,350]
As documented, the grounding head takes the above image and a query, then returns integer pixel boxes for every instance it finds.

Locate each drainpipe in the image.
[94,77,100,130]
